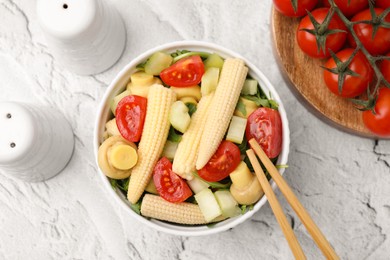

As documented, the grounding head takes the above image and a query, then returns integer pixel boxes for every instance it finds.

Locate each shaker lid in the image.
[36,0,97,39]
[0,102,36,165]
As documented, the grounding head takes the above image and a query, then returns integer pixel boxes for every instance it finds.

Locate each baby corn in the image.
[196,58,248,169]
[127,84,176,204]
[172,93,214,179]
[141,194,207,224]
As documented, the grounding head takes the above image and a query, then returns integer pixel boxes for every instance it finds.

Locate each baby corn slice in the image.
[172,93,214,179]
[196,58,248,169]
[127,84,176,203]
[141,194,207,224]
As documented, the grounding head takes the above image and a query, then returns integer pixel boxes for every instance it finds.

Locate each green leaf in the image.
[192,172,231,189]
[235,98,247,116]
[240,204,254,214]
[168,126,182,142]
[237,136,249,156]
[172,51,211,63]
[269,100,279,110]
[136,60,147,70]
[276,164,289,169]
[185,103,197,116]
[129,201,141,214]
[110,178,117,190]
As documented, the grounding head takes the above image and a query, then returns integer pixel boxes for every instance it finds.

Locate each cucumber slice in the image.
[169,101,191,133]
[226,116,247,144]
[194,188,222,222]
[201,67,219,96]
[110,90,131,115]
[187,177,210,194]
[105,119,120,136]
[214,190,241,218]
[162,141,178,160]
[144,52,173,75]
[241,79,258,95]
[145,178,158,195]
[204,53,224,70]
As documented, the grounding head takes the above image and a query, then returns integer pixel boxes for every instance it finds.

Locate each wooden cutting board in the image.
[271,7,387,139]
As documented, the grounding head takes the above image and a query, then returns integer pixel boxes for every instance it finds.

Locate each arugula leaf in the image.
[185,103,197,116]
[235,98,247,116]
[241,83,279,110]
[130,201,141,214]
[170,50,191,58]
[192,172,231,189]
[136,60,147,70]
[240,204,254,214]
[109,178,117,190]
[237,136,248,156]
[168,126,182,142]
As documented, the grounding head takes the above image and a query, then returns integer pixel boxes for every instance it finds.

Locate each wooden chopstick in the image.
[246,149,306,260]
[248,138,339,260]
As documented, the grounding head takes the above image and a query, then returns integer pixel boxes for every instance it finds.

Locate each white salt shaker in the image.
[0,102,74,182]
[36,0,126,75]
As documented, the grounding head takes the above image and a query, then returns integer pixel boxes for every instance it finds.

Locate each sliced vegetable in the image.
[204,53,224,70]
[144,52,173,75]
[127,85,176,204]
[108,144,138,170]
[194,188,222,222]
[110,90,131,115]
[198,141,241,182]
[130,71,154,86]
[201,67,220,96]
[105,118,120,136]
[226,116,247,144]
[153,157,192,203]
[160,56,205,87]
[241,79,258,95]
[145,178,158,195]
[234,97,258,118]
[116,95,147,143]
[187,177,210,194]
[127,78,162,98]
[214,190,241,218]
[169,101,191,133]
[196,58,248,169]
[162,140,179,160]
[171,85,202,101]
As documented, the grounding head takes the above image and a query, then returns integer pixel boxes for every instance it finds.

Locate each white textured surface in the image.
[0,0,389,259]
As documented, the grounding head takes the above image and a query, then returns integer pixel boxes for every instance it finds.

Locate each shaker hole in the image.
[63,3,68,9]
[10,143,16,148]
[6,113,12,119]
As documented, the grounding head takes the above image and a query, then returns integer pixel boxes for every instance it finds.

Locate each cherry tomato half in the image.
[380,52,390,83]
[363,88,390,137]
[246,107,283,159]
[323,48,373,98]
[160,55,205,87]
[273,0,318,17]
[322,0,368,17]
[198,141,241,182]
[348,8,390,56]
[153,157,193,203]
[297,8,347,58]
[116,95,147,143]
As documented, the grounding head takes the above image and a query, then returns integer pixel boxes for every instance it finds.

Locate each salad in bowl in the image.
[94,41,290,236]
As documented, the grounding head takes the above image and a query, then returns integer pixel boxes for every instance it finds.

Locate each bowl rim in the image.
[94,40,290,236]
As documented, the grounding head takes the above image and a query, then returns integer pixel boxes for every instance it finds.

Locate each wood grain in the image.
[271,7,388,139]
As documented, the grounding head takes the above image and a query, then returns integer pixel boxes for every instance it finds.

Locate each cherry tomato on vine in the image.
[362,88,390,137]
[153,157,193,203]
[246,107,283,159]
[375,0,390,9]
[297,8,347,58]
[160,55,205,87]
[116,95,147,142]
[380,52,390,83]
[323,48,373,98]
[198,141,241,182]
[348,8,390,56]
[321,0,368,17]
[273,0,318,17]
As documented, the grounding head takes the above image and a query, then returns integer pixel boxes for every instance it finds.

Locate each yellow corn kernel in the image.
[172,93,214,179]
[127,84,176,203]
[196,58,248,169]
[141,194,207,225]
[171,85,201,101]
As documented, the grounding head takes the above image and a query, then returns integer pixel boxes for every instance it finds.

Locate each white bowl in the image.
[94,41,290,236]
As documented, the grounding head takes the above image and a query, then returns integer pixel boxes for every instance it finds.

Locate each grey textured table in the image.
[1,0,389,259]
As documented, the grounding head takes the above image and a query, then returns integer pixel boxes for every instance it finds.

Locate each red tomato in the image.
[198,141,241,182]
[323,48,373,98]
[273,0,318,17]
[380,52,390,83]
[348,8,390,56]
[297,8,347,58]
[153,157,193,203]
[375,0,390,9]
[246,108,283,159]
[116,95,147,142]
[160,56,205,87]
[363,88,390,137]
[322,0,368,17]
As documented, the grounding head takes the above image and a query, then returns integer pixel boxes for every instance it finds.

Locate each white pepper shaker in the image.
[36,0,126,75]
[0,102,74,182]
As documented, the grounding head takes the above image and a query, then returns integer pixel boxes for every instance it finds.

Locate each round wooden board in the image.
[271,7,387,139]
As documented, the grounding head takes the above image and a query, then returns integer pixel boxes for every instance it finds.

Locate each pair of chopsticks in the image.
[246,139,339,260]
